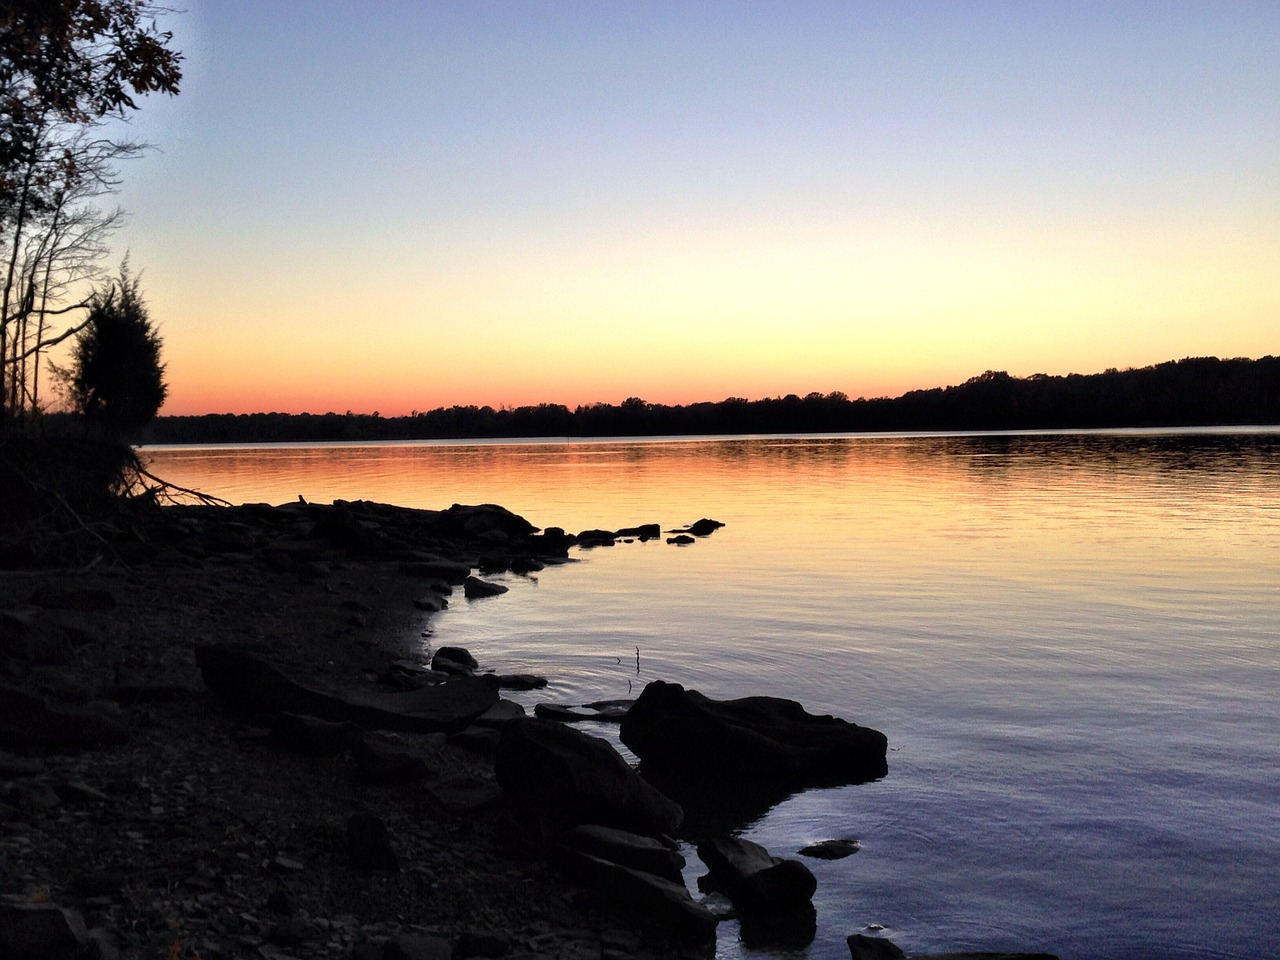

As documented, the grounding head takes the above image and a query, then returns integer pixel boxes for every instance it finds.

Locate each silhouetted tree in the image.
[66,266,166,438]
[1,1,182,427]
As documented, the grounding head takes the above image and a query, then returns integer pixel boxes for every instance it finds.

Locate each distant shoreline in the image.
[132,422,1280,451]
[124,355,1278,446]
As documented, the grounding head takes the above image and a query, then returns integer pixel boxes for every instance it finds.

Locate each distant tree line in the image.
[135,356,1280,445]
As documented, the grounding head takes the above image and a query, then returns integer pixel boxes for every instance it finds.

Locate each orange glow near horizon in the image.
[150,216,1279,417]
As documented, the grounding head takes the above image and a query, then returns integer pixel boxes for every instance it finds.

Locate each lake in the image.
[141,430,1280,960]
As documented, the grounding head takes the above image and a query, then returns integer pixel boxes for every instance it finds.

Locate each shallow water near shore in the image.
[143,429,1280,960]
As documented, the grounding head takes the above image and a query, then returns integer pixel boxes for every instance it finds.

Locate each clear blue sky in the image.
[112,1,1279,415]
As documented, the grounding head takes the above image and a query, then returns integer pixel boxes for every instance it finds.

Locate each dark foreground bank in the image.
[1,498,1058,960]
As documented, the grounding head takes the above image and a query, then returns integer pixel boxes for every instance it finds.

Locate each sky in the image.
[105,1,1279,417]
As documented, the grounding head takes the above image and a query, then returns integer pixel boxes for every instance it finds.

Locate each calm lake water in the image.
[142,430,1280,960]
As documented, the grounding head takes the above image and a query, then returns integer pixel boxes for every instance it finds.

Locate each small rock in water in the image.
[431,646,478,675]
[797,838,861,860]
[496,673,548,690]
[463,576,509,599]
[686,518,725,536]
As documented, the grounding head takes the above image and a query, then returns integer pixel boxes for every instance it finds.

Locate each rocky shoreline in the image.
[1,498,1058,960]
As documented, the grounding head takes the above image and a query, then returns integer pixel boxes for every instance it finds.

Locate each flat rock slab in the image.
[534,700,633,723]
[196,645,500,734]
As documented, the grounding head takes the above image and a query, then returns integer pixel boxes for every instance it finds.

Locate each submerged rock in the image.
[496,673,548,690]
[534,699,633,723]
[846,933,1061,960]
[798,838,861,860]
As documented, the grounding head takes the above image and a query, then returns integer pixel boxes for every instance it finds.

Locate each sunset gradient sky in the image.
[108,1,1278,417]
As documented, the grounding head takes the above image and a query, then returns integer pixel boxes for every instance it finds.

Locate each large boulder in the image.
[619,680,888,785]
[494,718,682,840]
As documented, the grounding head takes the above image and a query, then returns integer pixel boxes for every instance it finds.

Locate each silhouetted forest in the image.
[135,356,1279,445]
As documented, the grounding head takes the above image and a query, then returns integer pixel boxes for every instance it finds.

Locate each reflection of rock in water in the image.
[639,764,799,839]
[740,900,818,950]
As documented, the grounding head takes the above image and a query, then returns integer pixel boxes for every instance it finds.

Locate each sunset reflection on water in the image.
[141,431,1280,960]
